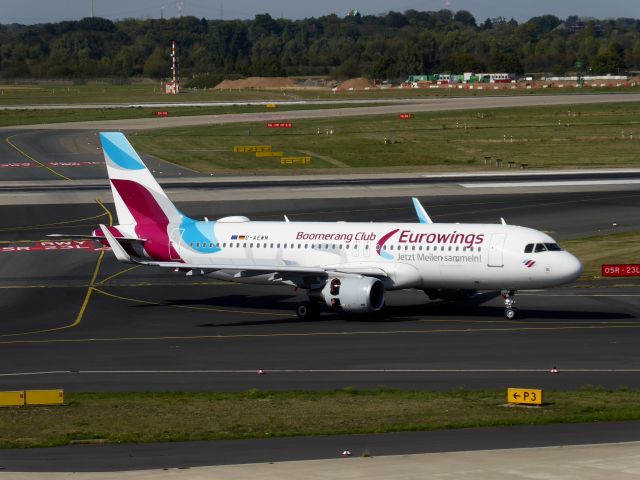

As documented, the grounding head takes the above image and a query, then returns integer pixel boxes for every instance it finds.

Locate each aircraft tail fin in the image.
[99,132,183,227]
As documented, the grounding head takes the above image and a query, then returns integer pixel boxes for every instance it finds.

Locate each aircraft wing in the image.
[135,259,329,275]
[47,233,146,244]
[121,259,391,278]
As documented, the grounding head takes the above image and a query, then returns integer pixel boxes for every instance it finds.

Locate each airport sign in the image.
[256,151,284,157]
[602,264,640,277]
[507,388,543,405]
[234,146,272,153]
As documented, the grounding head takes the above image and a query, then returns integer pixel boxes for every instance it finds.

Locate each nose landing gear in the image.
[501,289,518,319]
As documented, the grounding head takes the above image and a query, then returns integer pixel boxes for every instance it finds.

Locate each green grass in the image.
[565,231,640,280]
[1,387,639,448]
[1,82,639,106]
[130,101,640,173]
[0,102,382,128]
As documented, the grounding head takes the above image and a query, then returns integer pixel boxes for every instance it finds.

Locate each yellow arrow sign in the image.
[507,388,543,405]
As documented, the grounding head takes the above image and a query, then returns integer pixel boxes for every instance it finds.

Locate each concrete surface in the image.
[2,442,639,479]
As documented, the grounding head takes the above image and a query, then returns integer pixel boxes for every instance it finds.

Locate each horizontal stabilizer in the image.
[47,234,146,244]
[99,224,133,263]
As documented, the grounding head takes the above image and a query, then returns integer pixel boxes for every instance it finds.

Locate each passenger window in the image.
[534,243,547,253]
[524,243,534,253]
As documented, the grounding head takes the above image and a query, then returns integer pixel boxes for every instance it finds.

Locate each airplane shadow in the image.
[129,291,636,327]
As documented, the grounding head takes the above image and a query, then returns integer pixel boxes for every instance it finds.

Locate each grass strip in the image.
[564,231,640,280]
[1,387,639,449]
[0,102,382,128]
[131,101,640,172]
[1,83,639,105]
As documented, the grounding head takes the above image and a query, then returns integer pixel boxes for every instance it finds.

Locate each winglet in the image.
[99,224,133,263]
[412,197,433,224]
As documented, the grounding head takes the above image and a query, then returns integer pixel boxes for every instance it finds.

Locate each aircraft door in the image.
[169,228,184,260]
[488,233,506,267]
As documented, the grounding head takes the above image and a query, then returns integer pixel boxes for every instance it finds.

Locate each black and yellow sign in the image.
[233,146,272,153]
[507,388,543,405]
[256,151,284,158]
[280,156,312,165]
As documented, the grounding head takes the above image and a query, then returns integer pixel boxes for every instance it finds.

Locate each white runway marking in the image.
[3,368,640,377]
[461,180,640,188]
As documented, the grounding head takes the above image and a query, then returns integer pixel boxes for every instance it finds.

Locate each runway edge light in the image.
[507,388,543,406]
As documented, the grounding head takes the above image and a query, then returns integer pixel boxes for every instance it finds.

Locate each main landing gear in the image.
[296,300,321,320]
[501,289,518,319]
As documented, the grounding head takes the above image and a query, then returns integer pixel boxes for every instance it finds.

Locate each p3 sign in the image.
[507,388,543,405]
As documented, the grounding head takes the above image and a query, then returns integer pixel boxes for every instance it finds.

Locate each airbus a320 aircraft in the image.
[52,132,583,320]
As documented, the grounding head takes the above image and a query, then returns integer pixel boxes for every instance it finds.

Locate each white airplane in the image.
[53,132,583,320]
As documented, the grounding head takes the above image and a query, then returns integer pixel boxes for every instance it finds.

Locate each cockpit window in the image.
[545,243,562,251]
[534,243,548,253]
[524,243,534,253]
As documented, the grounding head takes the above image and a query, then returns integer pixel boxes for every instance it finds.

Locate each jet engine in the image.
[320,277,385,313]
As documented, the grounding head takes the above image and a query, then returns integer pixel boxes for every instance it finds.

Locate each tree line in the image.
[0,10,638,81]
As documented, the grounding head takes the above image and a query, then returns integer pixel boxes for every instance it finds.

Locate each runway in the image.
[4,93,640,132]
[0,129,196,181]
[1,192,639,392]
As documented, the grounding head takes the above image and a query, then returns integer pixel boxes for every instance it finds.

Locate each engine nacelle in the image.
[320,277,385,313]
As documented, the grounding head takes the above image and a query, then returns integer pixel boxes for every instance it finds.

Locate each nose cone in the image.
[560,253,583,284]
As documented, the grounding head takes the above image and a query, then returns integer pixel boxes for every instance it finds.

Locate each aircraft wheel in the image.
[505,308,518,320]
[296,301,320,320]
